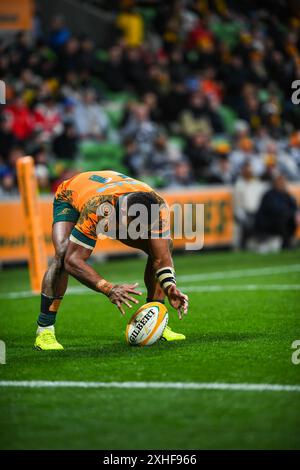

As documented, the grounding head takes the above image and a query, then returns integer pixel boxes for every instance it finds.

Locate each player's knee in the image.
[53,253,65,271]
[54,239,69,264]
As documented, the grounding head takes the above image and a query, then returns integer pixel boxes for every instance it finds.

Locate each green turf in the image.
[0,249,300,449]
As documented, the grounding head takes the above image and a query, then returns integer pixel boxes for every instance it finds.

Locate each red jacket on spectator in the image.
[4,101,35,141]
[186,21,214,50]
[34,102,62,141]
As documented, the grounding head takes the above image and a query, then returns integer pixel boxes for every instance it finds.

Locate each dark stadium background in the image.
[0,0,299,256]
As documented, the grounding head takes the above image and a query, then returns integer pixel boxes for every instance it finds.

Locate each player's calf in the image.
[35,257,65,350]
[37,252,66,328]
[35,230,71,350]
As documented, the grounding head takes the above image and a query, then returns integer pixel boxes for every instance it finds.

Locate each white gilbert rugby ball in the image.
[126,302,168,346]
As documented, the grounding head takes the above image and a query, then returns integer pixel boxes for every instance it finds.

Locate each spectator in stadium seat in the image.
[237,84,264,133]
[116,5,144,47]
[232,120,251,144]
[260,140,300,182]
[102,45,126,92]
[255,174,298,249]
[52,122,78,160]
[142,92,161,123]
[73,89,109,140]
[60,96,77,125]
[208,153,234,185]
[10,32,31,70]
[0,115,17,163]
[168,160,196,188]
[162,16,182,52]
[7,145,24,167]
[288,131,300,171]
[124,47,148,94]
[78,36,96,74]
[32,145,51,192]
[184,131,213,182]
[0,146,24,196]
[248,49,268,88]
[169,48,188,84]
[146,63,171,97]
[186,18,214,52]
[220,56,248,110]
[48,15,71,50]
[201,66,223,104]
[14,67,41,100]
[4,94,35,142]
[234,162,268,249]
[123,136,146,178]
[0,170,19,197]
[147,132,174,185]
[34,95,63,142]
[57,37,80,76]
[122,103,157,158]
[160,82,189,127]
[179,91,223,137]
[229,137,264,179]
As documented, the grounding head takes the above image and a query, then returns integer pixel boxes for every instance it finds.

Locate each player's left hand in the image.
[167,285,189,320]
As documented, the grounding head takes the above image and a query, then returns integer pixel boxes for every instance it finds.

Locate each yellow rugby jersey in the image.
[54,171,168,249]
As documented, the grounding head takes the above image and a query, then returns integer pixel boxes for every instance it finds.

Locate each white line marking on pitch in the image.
[177,264,300,282]
[183,284,300,292]
[0,381,300,392]
[1,284,299,299]
[67,284,300,295]
[1,264,299,299]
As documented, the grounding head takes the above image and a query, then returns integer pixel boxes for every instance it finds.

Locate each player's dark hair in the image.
[115,191,160,227]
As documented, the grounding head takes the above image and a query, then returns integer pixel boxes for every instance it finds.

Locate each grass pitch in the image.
[0,249,300,450]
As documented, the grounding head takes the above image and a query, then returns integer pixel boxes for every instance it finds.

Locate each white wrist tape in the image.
[156,267,176,291]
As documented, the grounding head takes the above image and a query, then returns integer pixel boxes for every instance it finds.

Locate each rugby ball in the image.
[126,302,168,346]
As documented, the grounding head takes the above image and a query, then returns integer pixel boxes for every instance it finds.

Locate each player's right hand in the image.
[108,283,142,315]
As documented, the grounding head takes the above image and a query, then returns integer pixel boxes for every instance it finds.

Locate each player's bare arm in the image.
[64,240,142,315]
[148,238,189,320]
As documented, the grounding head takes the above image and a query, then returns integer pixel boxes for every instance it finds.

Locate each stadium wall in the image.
[1,186,300,263]
[37,0,116,47]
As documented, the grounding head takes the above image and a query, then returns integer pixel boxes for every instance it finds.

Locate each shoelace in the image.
[40,330,56,344]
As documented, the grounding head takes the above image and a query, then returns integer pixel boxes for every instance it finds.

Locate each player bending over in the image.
[35,171,189,350]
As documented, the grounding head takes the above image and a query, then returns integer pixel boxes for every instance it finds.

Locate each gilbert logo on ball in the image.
[126,302,168,346]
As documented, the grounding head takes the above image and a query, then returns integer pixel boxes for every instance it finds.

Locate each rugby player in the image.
[35,171,189,350]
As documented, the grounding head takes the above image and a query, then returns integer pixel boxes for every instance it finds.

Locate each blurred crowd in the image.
[0,0,299,247]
